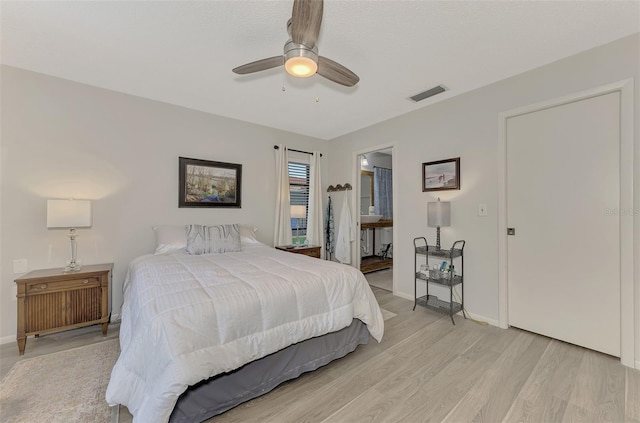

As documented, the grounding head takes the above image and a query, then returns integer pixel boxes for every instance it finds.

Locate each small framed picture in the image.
[179,157,242,208]
[422,157,460,192]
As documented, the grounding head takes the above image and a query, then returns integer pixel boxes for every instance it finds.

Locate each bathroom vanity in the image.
[360,219,393,273]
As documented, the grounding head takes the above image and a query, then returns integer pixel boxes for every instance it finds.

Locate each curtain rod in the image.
[274,145,322,157]
[373,165,392,170]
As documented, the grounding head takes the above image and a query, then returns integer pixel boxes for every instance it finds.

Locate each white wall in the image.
[327,35,639,360]
[0,66,327,342]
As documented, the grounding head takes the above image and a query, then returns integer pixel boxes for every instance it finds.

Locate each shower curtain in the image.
[374,167,393,219]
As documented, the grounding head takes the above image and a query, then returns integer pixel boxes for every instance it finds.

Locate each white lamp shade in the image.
[427,201,451,227]
[290,205,307,219]
[47,199,92,228]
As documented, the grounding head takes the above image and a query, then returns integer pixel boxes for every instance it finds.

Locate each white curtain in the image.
[273,145,292,246]
[306,152,325,258]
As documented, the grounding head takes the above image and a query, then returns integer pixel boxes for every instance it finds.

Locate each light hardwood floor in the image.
[2,288,639,422]
[209,288,640,423]
[365,268,393,292]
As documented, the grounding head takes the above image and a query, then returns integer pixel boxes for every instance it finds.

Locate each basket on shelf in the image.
[429,269,450,280]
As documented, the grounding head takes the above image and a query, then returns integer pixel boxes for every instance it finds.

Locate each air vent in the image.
[409,85,447,102]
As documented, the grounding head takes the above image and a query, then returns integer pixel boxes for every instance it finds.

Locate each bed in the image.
[106,225,384,423]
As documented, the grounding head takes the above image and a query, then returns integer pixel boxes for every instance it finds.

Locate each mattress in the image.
[106,243,384,422]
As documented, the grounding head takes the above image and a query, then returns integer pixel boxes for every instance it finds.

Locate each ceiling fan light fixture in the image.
[284,41,318,78]
[285,56,317,77]
[232,1,359,87]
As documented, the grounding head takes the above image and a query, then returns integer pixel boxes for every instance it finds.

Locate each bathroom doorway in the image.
[357,147,394,292]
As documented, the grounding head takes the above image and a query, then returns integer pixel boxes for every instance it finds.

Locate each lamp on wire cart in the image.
[427,198,450,250]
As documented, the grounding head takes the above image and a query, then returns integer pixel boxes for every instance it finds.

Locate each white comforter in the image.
[106,244,384,422]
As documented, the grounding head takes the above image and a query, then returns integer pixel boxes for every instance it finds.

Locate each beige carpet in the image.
[381,308,397,320]
[0,339,119,423]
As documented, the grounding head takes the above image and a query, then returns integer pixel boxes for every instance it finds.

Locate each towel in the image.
[335,191,355,264]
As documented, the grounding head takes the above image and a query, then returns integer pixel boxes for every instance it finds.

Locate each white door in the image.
[507,92,620,356]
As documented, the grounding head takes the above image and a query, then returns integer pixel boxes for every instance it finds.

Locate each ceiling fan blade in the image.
[232,56,283,75]
[317,56,359,87]
[291,0,323,47]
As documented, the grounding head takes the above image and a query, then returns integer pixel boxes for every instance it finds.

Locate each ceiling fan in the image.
[232,0,359,87]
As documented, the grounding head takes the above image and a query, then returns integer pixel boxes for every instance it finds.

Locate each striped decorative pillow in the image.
[186,224,241,254]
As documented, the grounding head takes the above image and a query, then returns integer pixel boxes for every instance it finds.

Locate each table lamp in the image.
[427,198,450,250]
[47,199,92,272]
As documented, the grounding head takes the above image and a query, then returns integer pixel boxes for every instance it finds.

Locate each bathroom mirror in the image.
[360,170,374,214]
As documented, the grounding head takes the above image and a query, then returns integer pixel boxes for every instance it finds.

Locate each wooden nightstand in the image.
[14,263,113,355]
[275,245,321,259]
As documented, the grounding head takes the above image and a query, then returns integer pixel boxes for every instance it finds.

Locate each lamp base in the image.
[435,227,442,250]
[65,229,82,272]
[64,262,82,272]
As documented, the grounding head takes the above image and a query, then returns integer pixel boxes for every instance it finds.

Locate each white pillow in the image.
[239,224,260,244]
[153,225,188,255]
[186,224,241,254]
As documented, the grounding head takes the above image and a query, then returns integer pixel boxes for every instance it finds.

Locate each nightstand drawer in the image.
[26,277,100,294]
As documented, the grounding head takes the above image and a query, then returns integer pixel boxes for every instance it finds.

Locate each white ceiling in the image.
[2,1,639,140]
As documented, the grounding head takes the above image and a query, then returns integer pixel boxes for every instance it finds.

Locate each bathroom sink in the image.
[361,215,383,223]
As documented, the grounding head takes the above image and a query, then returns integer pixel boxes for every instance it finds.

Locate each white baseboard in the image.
[0,334,15,345]
[393,291,413,301]
[463,311,501,327]
[392,291,501,328]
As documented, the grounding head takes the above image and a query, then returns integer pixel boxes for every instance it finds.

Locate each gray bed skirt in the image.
[169,319,370,423]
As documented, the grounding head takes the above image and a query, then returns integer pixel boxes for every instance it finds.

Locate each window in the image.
[288,161,309,240]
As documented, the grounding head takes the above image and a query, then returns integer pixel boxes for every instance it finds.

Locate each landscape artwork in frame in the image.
[179,157,242,208]
[422,157,460,192]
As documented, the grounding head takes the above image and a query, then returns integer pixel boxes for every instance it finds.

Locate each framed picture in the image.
[422,157,460,192]
[179,157,242,208]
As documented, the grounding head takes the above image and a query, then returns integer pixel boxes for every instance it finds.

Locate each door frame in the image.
[497,79,636,368]
[352,143,397,294]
